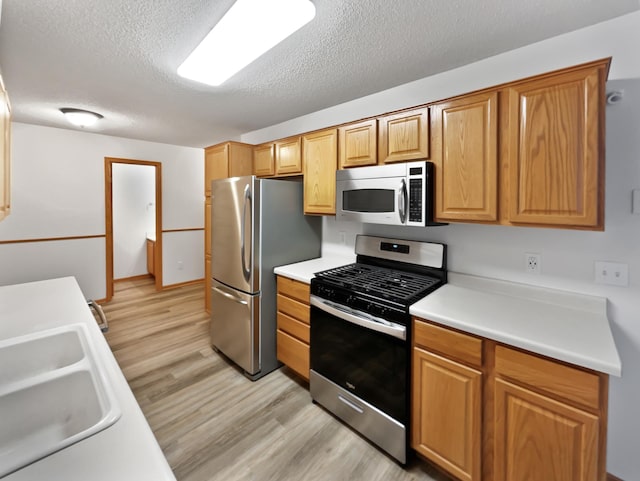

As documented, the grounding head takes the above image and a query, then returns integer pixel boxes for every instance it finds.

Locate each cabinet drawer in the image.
[277,312,310,343]
[277,276,310,304]
[277,294,310,324]
[414,318,483,368]
[495,345,600,410]
[277,329,309,380]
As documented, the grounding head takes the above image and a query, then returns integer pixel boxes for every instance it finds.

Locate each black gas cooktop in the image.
[313,262,442,306]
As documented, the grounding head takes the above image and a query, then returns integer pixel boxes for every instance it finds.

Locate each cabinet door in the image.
[412,347,482,481]
[0,76,10,221]
[227,143,253,178]
[253,143,275,177]
[432,92,498,222]
[338,119,377,168]
[494,378,599,481]
[275,136,302,175]
[204,143,229,195]
[505,61,607,228]
[146,240,155,276]
[205,256,211,312]
[379,107,429,163]
[303,128,337,215]
[204,197,212,257]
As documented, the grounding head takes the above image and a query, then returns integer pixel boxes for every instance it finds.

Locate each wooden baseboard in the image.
[114,274,153,283]
[163,279,204,290]
[607,473,624,481]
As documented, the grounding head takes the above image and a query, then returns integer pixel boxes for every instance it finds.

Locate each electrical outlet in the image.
[525,253,541,274]
[177,261,184,270]
[339,231,346,245]
[595,261,628,286]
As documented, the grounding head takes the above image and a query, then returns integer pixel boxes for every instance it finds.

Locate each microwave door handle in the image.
[241,184,252,282]
[398,178,408,224]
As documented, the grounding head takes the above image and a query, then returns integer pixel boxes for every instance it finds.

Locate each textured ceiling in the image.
[0,0,639,148]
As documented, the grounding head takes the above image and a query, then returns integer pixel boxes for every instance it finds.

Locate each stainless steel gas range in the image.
[309,235,447,464]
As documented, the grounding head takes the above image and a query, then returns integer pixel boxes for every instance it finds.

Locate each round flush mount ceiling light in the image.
[59,108,104,127]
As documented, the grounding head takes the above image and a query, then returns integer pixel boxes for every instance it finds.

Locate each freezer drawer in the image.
[210,280,260,375]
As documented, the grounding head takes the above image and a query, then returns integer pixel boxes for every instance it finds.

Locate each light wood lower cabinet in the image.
[276,276,311,380]
[412,319,483,481]
[493,345,607,481]
[412,317,609,481]
[146,239,155,276]
[493,379,599,481]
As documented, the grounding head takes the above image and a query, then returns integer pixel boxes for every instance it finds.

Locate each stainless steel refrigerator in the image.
[210,176,321,380]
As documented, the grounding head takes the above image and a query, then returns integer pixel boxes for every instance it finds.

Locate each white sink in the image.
[0,324,121,477]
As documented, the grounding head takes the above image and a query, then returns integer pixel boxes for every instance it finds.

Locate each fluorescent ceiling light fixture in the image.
[59,108,103,127]
[178,0,316,87]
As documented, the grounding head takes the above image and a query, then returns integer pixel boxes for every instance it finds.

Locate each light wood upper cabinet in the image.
[204,141,253,195]
[378,107,429,163]
[432,91,498,223]
[253,142,275,177]
[203,141,251,312]
[503,60,608,229]
[338,119,377,168]
[0,74,11,222]
[303,128,337,215]
[275,136,302,175]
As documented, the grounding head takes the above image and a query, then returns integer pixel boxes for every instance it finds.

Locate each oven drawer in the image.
[277,329,309,380]
[414,318,483,368]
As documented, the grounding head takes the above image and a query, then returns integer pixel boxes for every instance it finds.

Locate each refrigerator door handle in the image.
[241,184,252,282]
[212,286,249,306]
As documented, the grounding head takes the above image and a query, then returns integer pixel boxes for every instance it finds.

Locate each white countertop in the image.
[0,277,175,481]
[410,273,621,376]
[274,255,356,284]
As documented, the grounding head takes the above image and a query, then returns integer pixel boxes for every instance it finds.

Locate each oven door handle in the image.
[310,295,406,341]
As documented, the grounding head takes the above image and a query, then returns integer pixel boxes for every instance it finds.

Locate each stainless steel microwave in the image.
[336,161,440,227]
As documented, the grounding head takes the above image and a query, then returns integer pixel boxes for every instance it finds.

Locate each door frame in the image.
[104,157,162,301]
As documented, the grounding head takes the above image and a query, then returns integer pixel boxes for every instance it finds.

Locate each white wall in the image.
[112,162,156,279]
[0,123,204,299]
[241,12,640,480]
[162,230,204,286]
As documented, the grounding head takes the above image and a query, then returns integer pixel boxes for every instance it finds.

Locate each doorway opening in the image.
[105,157,162,301]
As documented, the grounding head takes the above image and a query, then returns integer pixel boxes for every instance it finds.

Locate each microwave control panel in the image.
[408,165,424,224]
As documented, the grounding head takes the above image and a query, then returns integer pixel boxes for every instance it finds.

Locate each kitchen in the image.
[0,1,639,480]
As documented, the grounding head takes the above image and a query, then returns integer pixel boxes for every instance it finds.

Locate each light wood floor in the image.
[102,277,450,481]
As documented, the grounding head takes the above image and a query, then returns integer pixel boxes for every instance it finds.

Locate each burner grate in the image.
[315,263,440,304]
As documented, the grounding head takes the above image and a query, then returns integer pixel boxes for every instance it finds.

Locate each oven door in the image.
[309,295,408,423]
